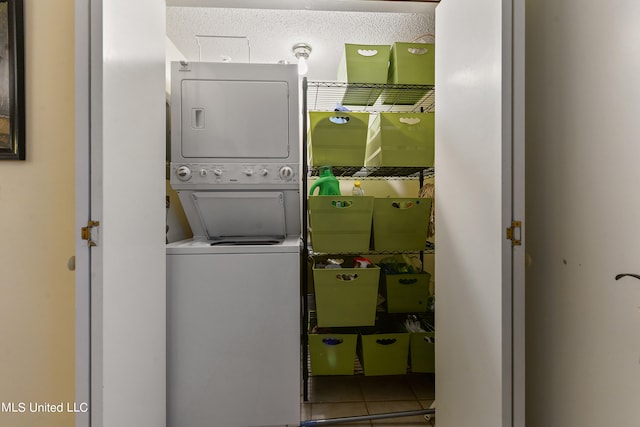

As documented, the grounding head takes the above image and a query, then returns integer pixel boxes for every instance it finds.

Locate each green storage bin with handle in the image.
[309,324,358,375]
[338,43,391,83]
[383,41,435,105]
[337,44,391,105]
[388,42,435,85]
[365,112,435,167]
[308,195,374,253]
[372,198,431,251]
[410,331,435,373]
[382,270,431,313]
[358,321,410,376]
[308,112,370,166]
[313,264,380,327]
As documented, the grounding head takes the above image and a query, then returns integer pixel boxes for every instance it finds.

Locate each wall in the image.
[0,1,76,426]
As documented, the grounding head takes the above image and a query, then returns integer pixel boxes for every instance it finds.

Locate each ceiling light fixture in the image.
[292,43,312,76]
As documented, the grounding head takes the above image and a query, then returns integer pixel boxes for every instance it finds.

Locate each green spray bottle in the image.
[309,166,341,196]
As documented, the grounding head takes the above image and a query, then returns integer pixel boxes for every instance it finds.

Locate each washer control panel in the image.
[172,163,299,185]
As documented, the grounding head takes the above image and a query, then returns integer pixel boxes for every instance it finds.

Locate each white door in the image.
[75,1,167,426]
[435,1,525,426]
[525,1,640,425]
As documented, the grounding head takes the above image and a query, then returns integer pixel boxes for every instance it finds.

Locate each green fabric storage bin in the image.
[358,322,410,376]
[410,332,435,373]
[383,42,434,105]
[365,112,435,167]
[313,265,380,327]
[308,195,374,253]
[308,112,370,167]
[372,198,431,251]
[338,44,391,83]
[309,326,358,375]
[337,44,391,106]
[381,270,431,313]
[388,42,435,85]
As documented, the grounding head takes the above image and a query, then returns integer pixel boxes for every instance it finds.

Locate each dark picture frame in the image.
[0,0,24,160]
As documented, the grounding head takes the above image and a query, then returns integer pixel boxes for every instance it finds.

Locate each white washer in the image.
[166,237,301,427]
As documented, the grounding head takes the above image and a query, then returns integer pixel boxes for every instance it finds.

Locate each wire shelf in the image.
[307,241,435,257]
[307,166,435,179]
[306,81,435,113]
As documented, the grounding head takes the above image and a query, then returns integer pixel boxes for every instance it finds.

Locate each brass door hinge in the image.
[81,220,100,247]
[506,221,522,246]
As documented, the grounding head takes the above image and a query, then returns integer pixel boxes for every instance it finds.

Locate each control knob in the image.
[213,169,223,177]
[279,166,294,180]
[260,168,269,177]
[176,165,192,181]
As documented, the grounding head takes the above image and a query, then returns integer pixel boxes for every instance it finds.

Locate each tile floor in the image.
[301,374,436,426]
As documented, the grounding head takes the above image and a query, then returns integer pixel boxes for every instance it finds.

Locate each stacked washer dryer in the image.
[166,61,301,427]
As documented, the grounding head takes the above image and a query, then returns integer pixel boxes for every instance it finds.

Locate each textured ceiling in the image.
[166,5,436,81]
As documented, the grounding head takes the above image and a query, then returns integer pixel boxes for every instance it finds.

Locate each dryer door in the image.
[180,79,290,159]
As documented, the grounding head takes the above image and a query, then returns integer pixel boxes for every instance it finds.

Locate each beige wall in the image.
[0,1,75,426]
